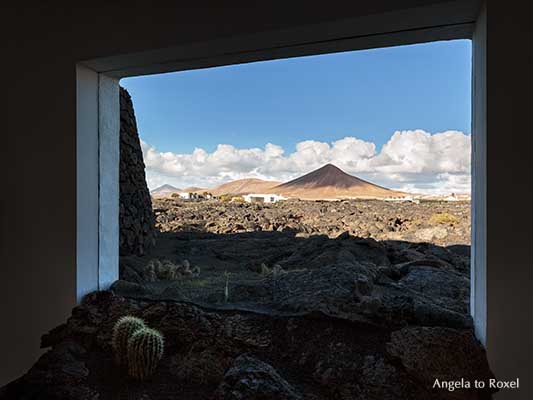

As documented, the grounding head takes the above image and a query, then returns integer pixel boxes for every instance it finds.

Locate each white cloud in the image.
[140,129,471,195]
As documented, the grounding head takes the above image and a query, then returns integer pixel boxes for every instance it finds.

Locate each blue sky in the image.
[121,40,472,194]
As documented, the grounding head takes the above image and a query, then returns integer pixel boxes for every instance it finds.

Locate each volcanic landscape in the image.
[105,165,483,399]
[3,90,492,400]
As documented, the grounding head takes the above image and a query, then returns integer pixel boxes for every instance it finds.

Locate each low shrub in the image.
[430,212,459,225]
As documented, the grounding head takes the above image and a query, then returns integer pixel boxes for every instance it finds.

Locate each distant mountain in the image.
[274,164,401,199]
[151,184,181,197]
[210,178,281,195]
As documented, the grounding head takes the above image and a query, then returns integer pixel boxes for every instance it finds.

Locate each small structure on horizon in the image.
[178,192,200,200]
[444,193,460,201]
[243,193,287,204]
[384,195,420,204]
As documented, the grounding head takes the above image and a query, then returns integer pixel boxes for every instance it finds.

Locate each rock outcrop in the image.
[0,291,495,400]
[214,355,303,400]
[117,231,473,330]
[119,87,156,256]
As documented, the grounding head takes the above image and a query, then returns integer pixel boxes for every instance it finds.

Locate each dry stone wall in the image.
[119,87,156,256]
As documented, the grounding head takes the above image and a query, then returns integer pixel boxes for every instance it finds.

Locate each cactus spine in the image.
[111,316,146,366]
[127,327,164,380]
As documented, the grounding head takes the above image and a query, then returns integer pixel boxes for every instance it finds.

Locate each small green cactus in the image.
[127,327,165,380]
[111,316,146,366]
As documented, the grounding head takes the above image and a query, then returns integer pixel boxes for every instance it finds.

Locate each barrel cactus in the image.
[111,316,146,366]
[127,327,165,380]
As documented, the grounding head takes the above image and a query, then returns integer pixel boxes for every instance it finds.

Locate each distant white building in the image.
[384,195,420,204]
[444,193,461,201]
[243,193,287,204]
[178,192,200,200]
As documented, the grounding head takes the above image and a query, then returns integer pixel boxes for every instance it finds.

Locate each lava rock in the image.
[387,326,496,398]
[214,355,302,400]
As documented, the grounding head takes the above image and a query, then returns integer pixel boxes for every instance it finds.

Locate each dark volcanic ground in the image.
[2,199,496,400]
[119,198,472,315]
[152,198,471,245]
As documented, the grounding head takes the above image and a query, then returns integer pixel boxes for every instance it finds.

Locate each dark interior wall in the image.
[3,1,533,395]
[4,50,78,384]
[7,1,451,63]
[486,4,533,398]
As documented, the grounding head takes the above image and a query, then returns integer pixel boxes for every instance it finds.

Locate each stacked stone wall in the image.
[119,87,156,256]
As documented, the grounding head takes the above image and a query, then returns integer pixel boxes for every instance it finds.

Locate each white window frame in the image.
[76,1,486,344]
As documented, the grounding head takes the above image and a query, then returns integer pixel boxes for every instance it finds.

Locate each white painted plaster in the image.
[76,66,119,301]
[98,75,120,290]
